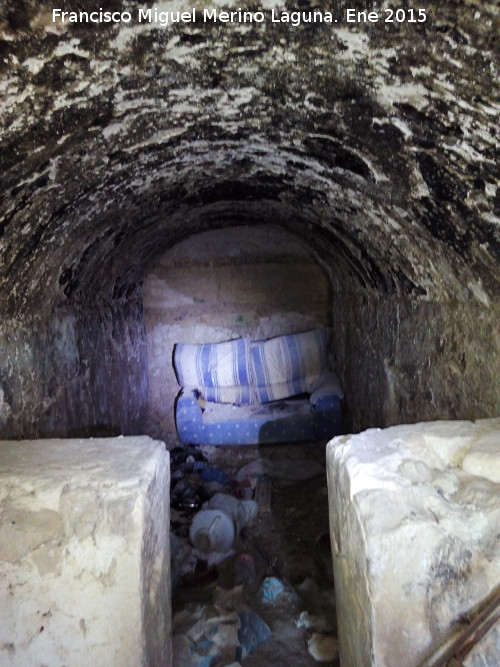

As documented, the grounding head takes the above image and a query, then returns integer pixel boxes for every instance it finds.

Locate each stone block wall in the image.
[0,436,171,666]
[1,257,497,445]
[326,419,500,666]
[142,222,499,442]
[143,227,333,440]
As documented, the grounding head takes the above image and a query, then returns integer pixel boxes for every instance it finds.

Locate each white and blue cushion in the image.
[173,337,252,405]
[250,329,328,403]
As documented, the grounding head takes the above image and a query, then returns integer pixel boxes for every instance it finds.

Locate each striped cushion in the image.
[251,329,328,403]
[173,338,252,405]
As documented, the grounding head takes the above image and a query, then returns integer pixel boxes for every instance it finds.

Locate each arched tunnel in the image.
[0,0,498,443]
[1,2,500,665]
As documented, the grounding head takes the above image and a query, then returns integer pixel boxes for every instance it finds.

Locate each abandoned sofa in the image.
[173,329,343,445]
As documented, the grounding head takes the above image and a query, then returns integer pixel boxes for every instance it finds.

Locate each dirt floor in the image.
[169,441,340,666]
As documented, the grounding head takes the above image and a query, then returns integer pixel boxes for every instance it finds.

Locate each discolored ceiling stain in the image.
[0,0,498,316]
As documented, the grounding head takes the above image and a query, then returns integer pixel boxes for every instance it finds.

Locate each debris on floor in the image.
[169,442,339,666]
[260,577,284,603]
[172,591,272,667]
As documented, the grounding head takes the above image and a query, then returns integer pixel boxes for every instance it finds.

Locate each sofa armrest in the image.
[310,372,344,404]
[175,388,203,426]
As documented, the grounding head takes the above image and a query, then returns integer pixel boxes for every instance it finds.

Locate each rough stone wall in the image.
[0,0,498,438]
[143,227,332,439]
[0,299,148,439]
[327,419,500,665]
[332,293,500,433]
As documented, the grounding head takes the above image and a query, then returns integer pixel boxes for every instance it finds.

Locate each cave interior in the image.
[0,0,499,664]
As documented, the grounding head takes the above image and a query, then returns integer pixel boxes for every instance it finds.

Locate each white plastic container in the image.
[189,493,258,553]
[189,509,235,553]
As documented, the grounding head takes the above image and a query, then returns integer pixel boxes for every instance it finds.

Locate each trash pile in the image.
[169,446,339,666]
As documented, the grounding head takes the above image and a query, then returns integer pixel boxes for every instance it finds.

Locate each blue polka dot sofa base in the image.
[173,329,344,446]
[175,390,343,445]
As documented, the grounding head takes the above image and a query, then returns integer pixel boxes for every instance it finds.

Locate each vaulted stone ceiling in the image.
[1,0,498,318]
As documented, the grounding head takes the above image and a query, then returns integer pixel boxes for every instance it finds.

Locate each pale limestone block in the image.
[327,419,500,667]
[0,436,171,667]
